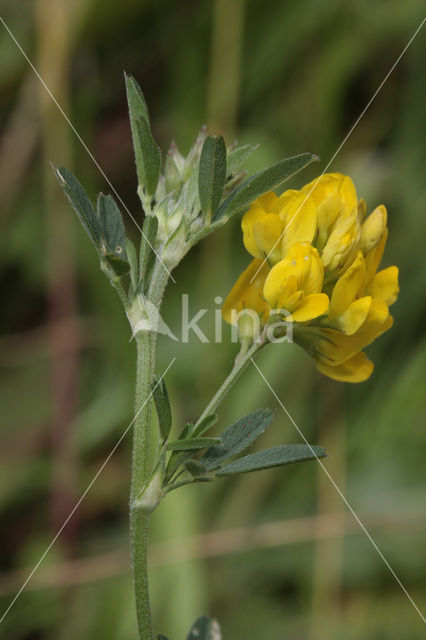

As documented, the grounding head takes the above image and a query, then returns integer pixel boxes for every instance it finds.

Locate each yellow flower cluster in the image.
[223,173,399,382]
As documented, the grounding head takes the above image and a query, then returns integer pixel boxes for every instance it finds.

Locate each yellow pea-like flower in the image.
[263,243,329,322]
[223,172,399,383]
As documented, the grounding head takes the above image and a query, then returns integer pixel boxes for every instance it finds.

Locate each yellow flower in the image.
[222,258,270,340]
[241,191,317,264]
[263,243,329,323]
[224,172,399,383]
[295,235,399,382]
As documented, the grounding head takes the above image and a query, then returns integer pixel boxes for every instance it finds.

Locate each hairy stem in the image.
[130,260,169,640]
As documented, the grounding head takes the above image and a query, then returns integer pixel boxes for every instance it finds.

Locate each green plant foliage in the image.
[125,237,139,289]
[201,409,275,470]
[135,117,162,197]
[137,214,158,293]
[226,144,257,177]
[191,413,219,437]
[97,194,130,276]
[215,444,325,476]
[198,135,227,218]
[167,437,221,452]
[53,165,101,247]
[152,375,172,441]
[212,152,318,222]
[187,616,222,640]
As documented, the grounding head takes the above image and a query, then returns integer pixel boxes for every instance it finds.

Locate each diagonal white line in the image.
[0,356,176,625]
[0,15,175,283]
[250,16,426,283]
[250,356,426,624]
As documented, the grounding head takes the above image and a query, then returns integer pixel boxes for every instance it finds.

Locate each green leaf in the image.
[97,194,128,258]
[184,459,208,478]
[187,616,222,640]
[135,118,161,196]
[125,74,160,195]
[97,194,130,277]
[226,144,257,176]
[125,237,138,290]
[215,444,325,476]
[137,215,158,293]
[191,413,218,438]
[198,135,227,218]
[152,375,172,441]
[125,74,150,189]
[167,437,220,452]
[157,635,170,640]
[202,409,274,471]
[124,73,149,125]
[103,253,130,276]
[178,423,193,440]
[53,165,101,247]
[212,152,318,223]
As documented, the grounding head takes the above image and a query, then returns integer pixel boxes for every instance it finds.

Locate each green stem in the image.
[193,337,264,429]
[129,259,170,640]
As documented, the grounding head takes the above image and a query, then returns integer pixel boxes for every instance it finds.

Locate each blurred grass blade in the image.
[216,444,326,476]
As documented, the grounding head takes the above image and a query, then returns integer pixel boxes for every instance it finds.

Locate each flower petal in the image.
[253,214,283,263]
[222,259,270,325]
[360,205,387,255]
[329,251,366,319]
[288,293,329,323]
[364,228,388,283]
[365,266,399,306]
[241,208,266,258]
[330,296,372,335]
[263,258,297,308]
[316,352,374,383]
[280,193,317,256]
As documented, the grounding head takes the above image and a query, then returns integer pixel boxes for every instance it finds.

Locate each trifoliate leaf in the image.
[198,135,227,218]
[213,152,318,223]
[215,444,325,476]
[201,409,274,471]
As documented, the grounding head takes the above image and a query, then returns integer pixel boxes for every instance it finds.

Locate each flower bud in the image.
[360,205,387,255]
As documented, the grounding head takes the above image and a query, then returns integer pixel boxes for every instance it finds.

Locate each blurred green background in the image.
[0,1,425,638]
